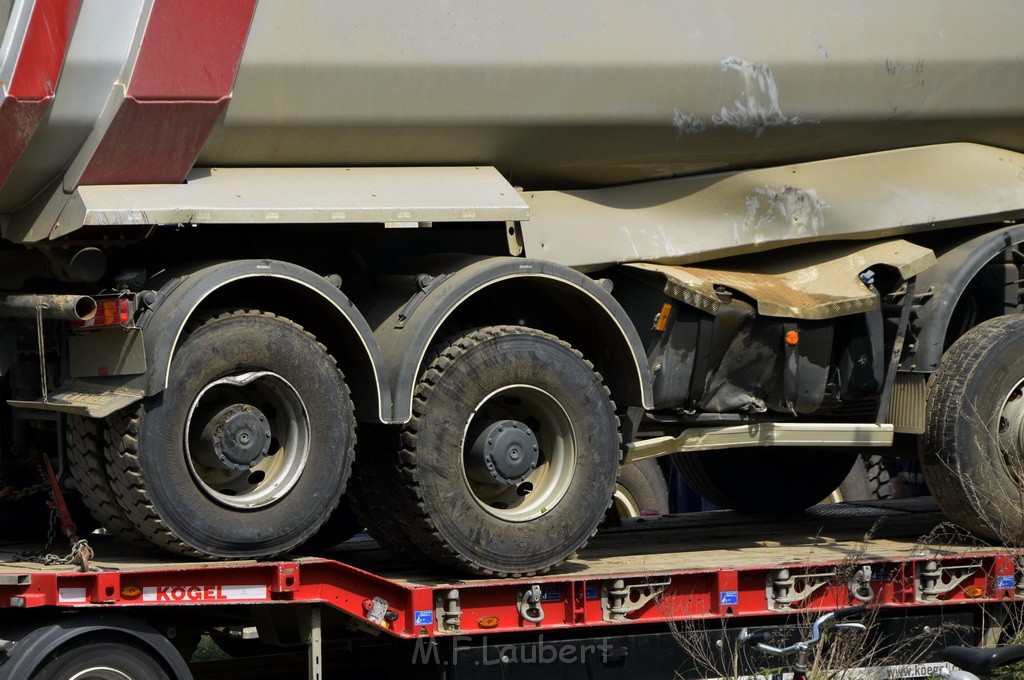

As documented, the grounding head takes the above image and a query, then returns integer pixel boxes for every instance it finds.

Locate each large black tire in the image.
[103,310,356,558]
[347,424,425,562]
[30,635,171,680]
[300,496,363,550]
[612,460,670,518]
[838,453,897,502]
[674,448,858,513]
[861,454,896,499]
[382,325,620,576]
[922,315,1024,542]
[66,415,147,545]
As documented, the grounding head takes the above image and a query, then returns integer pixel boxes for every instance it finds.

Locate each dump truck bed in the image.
[4,1,1024,212]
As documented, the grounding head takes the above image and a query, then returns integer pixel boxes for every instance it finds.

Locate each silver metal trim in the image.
[53,166,529,238]
[623,422,894,464]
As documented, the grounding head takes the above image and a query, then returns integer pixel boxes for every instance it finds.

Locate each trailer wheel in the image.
[674,448,858,512]
[922,315,1024,542]
[388,326,619,576]
[30,634,171,680]
[104,310,355,558]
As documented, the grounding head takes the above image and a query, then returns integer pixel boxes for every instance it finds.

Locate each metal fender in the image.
[0,612,193,680]
[368,255,654,423]
[130,259,393,423]
[904,224,1024,373]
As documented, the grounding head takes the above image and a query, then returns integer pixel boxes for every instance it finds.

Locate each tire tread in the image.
[103,308,353,558]
[66,415,151,548]
[921,315,1024,539]
[386,325,619,577]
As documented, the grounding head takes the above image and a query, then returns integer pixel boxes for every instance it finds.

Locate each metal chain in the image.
[0,455,53,502]
[1,463,98,571]
[44,506,57,554]
[38,539,95,570]
[6,508,97,571]
[0,478,51,502]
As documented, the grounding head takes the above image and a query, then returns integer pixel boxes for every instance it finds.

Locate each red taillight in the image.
[70,297,132,329]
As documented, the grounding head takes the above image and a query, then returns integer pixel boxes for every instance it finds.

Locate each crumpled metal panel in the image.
[522,144,1023,271]
[626,239,935,319]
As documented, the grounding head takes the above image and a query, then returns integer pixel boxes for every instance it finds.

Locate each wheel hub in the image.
[202,404,272,470]
[466,419,539,485]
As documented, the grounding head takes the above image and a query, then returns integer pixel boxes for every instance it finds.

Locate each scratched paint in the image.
[619,225,641,260]
[713,57,803,136]
[741,185,829,243]
[672,109,707,135]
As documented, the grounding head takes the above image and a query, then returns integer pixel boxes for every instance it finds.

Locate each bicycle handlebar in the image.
[739,606,869,658]
[833,604,868,619]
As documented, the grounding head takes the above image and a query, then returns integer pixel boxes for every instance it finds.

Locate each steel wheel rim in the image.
[185,371,310,509]
[997,376,1024,486]
[612,484,642,519]
[68,669,133,680]
[461,385,576,522]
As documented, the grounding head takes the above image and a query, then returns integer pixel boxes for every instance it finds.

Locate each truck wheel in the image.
[838,453,899,501]
[347,425,426,562]
[674,448,858,512]
[66,416,147,545]
[104,310,355,558]
[861,454,896,499]
[389,326,619,576]
[300,497,363,550]
[30,634,171,680]
[922,315,1024,542]
[611,460,670,519]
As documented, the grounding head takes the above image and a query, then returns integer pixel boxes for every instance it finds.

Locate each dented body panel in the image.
[520,144,1024,270]
[627,240,935,320]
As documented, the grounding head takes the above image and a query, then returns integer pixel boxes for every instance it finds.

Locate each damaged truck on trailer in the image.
[1,0,1024,578]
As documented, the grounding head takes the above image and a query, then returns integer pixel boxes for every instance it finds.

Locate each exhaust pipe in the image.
[0,294,98,321]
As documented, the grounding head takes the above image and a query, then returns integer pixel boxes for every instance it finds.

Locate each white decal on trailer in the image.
[142,584,268,603]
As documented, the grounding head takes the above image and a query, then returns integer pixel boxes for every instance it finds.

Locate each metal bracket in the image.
[506,221,524,256]
[601,577,671,622]
[395,273,450,328]
[435,589,462,632]
[35,305,48,402]
[300,605,323,680]
[916,560,984,602]
[517,584,545,624]
[766,568,837,611]
[364,596,389,626]
[848,565,875,603]
[876,278,916,424]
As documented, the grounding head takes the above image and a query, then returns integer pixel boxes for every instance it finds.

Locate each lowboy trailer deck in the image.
[0,498,1019,679]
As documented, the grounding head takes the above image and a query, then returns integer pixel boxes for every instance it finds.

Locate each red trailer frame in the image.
[0,499,1018,678]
